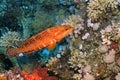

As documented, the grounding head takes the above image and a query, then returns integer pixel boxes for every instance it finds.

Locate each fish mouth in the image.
[69,26,73,31]
[64,26,73,35]
[68,26,73,32]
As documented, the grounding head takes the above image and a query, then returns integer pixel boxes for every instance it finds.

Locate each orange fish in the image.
[7,25,73,57]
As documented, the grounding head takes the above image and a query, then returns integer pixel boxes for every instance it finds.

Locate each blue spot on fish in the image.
[42,48,50,55]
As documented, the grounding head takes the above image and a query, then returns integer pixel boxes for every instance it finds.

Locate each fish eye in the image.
[65,28,69,30]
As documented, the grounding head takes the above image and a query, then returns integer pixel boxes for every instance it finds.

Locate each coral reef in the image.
[46,57,60,74]
[0,30,22,47]
[100,21,120,49]
[0,73,7,80]
[45,10,120,79]
[63,15,84,40]
[46,49,74,80]
[0,0,120,80]
[21,67,58,80]
[87,0,119,23]
[0,68,24,80]
[115,73,120,80]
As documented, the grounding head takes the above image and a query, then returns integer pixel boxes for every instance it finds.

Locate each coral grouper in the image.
[7,25,73,57]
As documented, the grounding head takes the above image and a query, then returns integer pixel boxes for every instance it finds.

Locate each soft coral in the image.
[21,67,58,80]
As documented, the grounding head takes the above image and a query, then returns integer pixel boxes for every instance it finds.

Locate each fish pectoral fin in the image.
[48,43,56,50]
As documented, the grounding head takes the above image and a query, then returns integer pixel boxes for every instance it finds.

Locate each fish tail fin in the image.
[6,48,20,57]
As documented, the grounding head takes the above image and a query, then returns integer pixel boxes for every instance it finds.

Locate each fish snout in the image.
[65,25,73,31]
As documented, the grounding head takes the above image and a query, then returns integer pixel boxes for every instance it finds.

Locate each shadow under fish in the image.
[0,54,13,70]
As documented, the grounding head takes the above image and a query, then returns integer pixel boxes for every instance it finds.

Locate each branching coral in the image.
[68,49,88,70]
[62,15,84,41]
[63,14,83,27]
[68,48,110,79]
[111,22,120,43]
[97,21,120,78]
[46,49,74,80]
[62,14,120,79]
[87,0,119,23]
[46,57,60,74]
[100,21,120,46]
[0,31,22,47]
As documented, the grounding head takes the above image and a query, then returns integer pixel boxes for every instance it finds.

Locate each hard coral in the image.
[46,57,60,74]
[87,0,119,23]
[0,31,22,47]
[21,67,58,80]
[0,69,24,80]
[100,22,120,46]
[62,15,84,39]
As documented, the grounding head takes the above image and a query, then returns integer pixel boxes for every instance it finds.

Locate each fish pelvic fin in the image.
[48,43,56,50]
[6,48,20,57]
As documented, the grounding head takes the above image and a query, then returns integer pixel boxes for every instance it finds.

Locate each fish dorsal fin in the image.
[19,39,30,47]
[48,42,56,50]
[20,38,35,47]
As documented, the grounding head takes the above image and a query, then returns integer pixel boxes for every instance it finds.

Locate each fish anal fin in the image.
[48,43,56,50]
